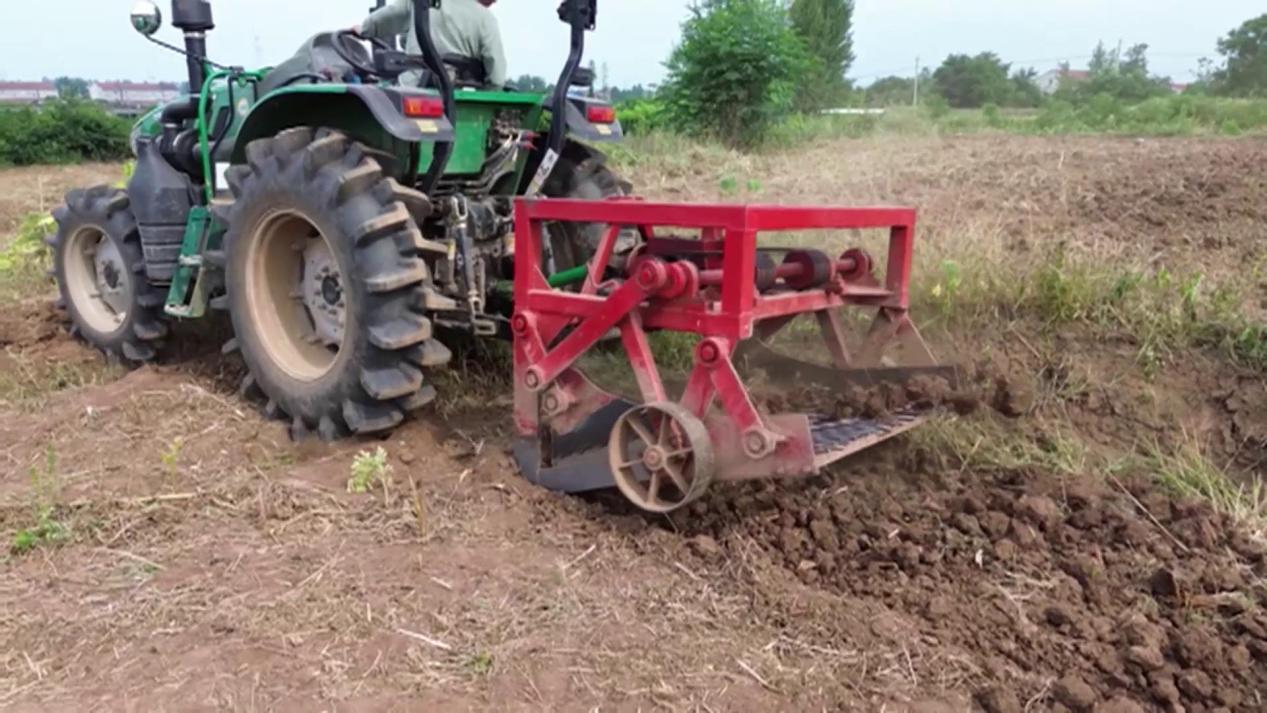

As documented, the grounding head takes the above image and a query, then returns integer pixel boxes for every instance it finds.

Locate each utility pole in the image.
[913,56,921,106]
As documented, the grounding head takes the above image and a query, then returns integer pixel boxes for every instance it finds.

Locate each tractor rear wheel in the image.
[50,186,168,363]
[219,127,451,440]
[542,143,637,272]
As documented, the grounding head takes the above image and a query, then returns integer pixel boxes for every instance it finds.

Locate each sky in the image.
[0,1,1260,87]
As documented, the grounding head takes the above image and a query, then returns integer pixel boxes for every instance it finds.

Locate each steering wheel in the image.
[332,30,391,78]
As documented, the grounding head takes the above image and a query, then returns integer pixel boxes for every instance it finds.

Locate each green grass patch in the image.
[909,239,1267,376]
[0,213,55,303]
[10,445,68,555]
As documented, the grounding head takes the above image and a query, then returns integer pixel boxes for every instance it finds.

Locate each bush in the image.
[661,0,810,148]
[0,100,131,166]
[616,98,670,136]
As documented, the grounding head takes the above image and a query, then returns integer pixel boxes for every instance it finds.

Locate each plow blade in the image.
[513,399,633,494]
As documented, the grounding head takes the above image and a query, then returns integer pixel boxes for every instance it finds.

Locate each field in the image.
[2,133,1266,712]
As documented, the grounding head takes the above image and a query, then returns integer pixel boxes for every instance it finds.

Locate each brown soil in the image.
[3,136,1267,711]
[675,453,1267,711]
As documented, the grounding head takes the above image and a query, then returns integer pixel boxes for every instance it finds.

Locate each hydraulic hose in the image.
[414,0,455,194]
[549,3,589,161]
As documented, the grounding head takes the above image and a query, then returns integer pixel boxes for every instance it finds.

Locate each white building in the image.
[88,81,183,107]
[0,81,58,104]
[1035,69,1090,95]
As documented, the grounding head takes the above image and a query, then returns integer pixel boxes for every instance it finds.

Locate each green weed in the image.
[160,438,184,478]
[11,445,68,555]
[349,447,394,499]
[466,652,495,676]
[0,213,55,301]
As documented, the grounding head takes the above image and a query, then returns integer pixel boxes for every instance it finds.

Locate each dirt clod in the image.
[977,687,1022,713]
[1054,675,1099,711]
[1091,697,1146,713]
[1176,669,1213,700]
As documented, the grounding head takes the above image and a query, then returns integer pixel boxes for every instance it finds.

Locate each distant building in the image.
[0,81,58,104]
[1036,69,1090,95]
[88,81,183,108]
[1170,82,1190,94]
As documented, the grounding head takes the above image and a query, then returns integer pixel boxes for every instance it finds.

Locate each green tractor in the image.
[52,0,628,439]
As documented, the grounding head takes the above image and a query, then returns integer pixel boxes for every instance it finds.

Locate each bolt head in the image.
[743,430,771,458]
[642,447,665,470]
[698,341,720,364]
[524,370,541,389]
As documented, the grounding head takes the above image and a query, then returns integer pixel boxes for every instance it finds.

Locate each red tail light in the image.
[586,105,616,124]
[403,96,445,119]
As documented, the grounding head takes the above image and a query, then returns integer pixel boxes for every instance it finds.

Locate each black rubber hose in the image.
[549,5,587,160]
[415,0,454,194]
[161,97,199,125]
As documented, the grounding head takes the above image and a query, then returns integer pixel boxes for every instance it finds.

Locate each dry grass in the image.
[1141,434,1267,543]
[0,350,120,411]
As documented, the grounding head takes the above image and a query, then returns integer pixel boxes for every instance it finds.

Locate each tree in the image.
[1010,68,1043,108]
[932,53,1013,108]
[1076,42,1169,102]
[1215,13,1267,96]
[662,0,809,147]
[53,77,91,100]
[788,0,855,110]
[610,84,653,102]
[865,76,915,107]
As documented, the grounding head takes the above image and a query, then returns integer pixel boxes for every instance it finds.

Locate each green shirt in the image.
[361,0,507,89]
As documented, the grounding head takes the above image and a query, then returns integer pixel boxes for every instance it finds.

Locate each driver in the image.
[358,0,507,89]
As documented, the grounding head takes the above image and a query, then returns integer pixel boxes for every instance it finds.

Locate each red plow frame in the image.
[511,198,953,512]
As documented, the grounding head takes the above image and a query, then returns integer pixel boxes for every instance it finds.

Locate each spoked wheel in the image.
[51,186,168,363]
[609,402,714,513]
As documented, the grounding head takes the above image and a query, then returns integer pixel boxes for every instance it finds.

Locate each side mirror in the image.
[131,1,163,37]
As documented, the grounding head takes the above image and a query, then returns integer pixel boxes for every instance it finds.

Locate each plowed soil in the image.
[2,135,1266,712]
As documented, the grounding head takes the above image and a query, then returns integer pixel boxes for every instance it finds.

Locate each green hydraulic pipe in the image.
[547,264,590,288]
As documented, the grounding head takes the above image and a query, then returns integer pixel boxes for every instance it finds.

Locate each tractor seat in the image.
[440,54,488,89]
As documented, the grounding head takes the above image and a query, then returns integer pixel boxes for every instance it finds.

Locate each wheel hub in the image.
[302,237,345,348]
[93,236,131,317]
[642,446,666,470]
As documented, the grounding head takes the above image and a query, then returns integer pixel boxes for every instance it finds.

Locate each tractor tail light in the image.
[586,105,616,124]
[403,96,445,119]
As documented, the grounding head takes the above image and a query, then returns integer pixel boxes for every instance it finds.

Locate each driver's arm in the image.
[480,16,508,89]
[360,0,413,39]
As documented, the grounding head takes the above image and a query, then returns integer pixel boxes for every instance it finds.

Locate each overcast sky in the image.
[0,1,1260,87]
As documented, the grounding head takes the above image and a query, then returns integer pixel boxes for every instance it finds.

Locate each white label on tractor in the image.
[415,120,439,134]
[214,163,231,196]
[525,148,560,198]
[596,125,612,136]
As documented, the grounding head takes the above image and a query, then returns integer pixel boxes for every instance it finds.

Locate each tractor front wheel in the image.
[219,127,451,440]
[50,186,168,363]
